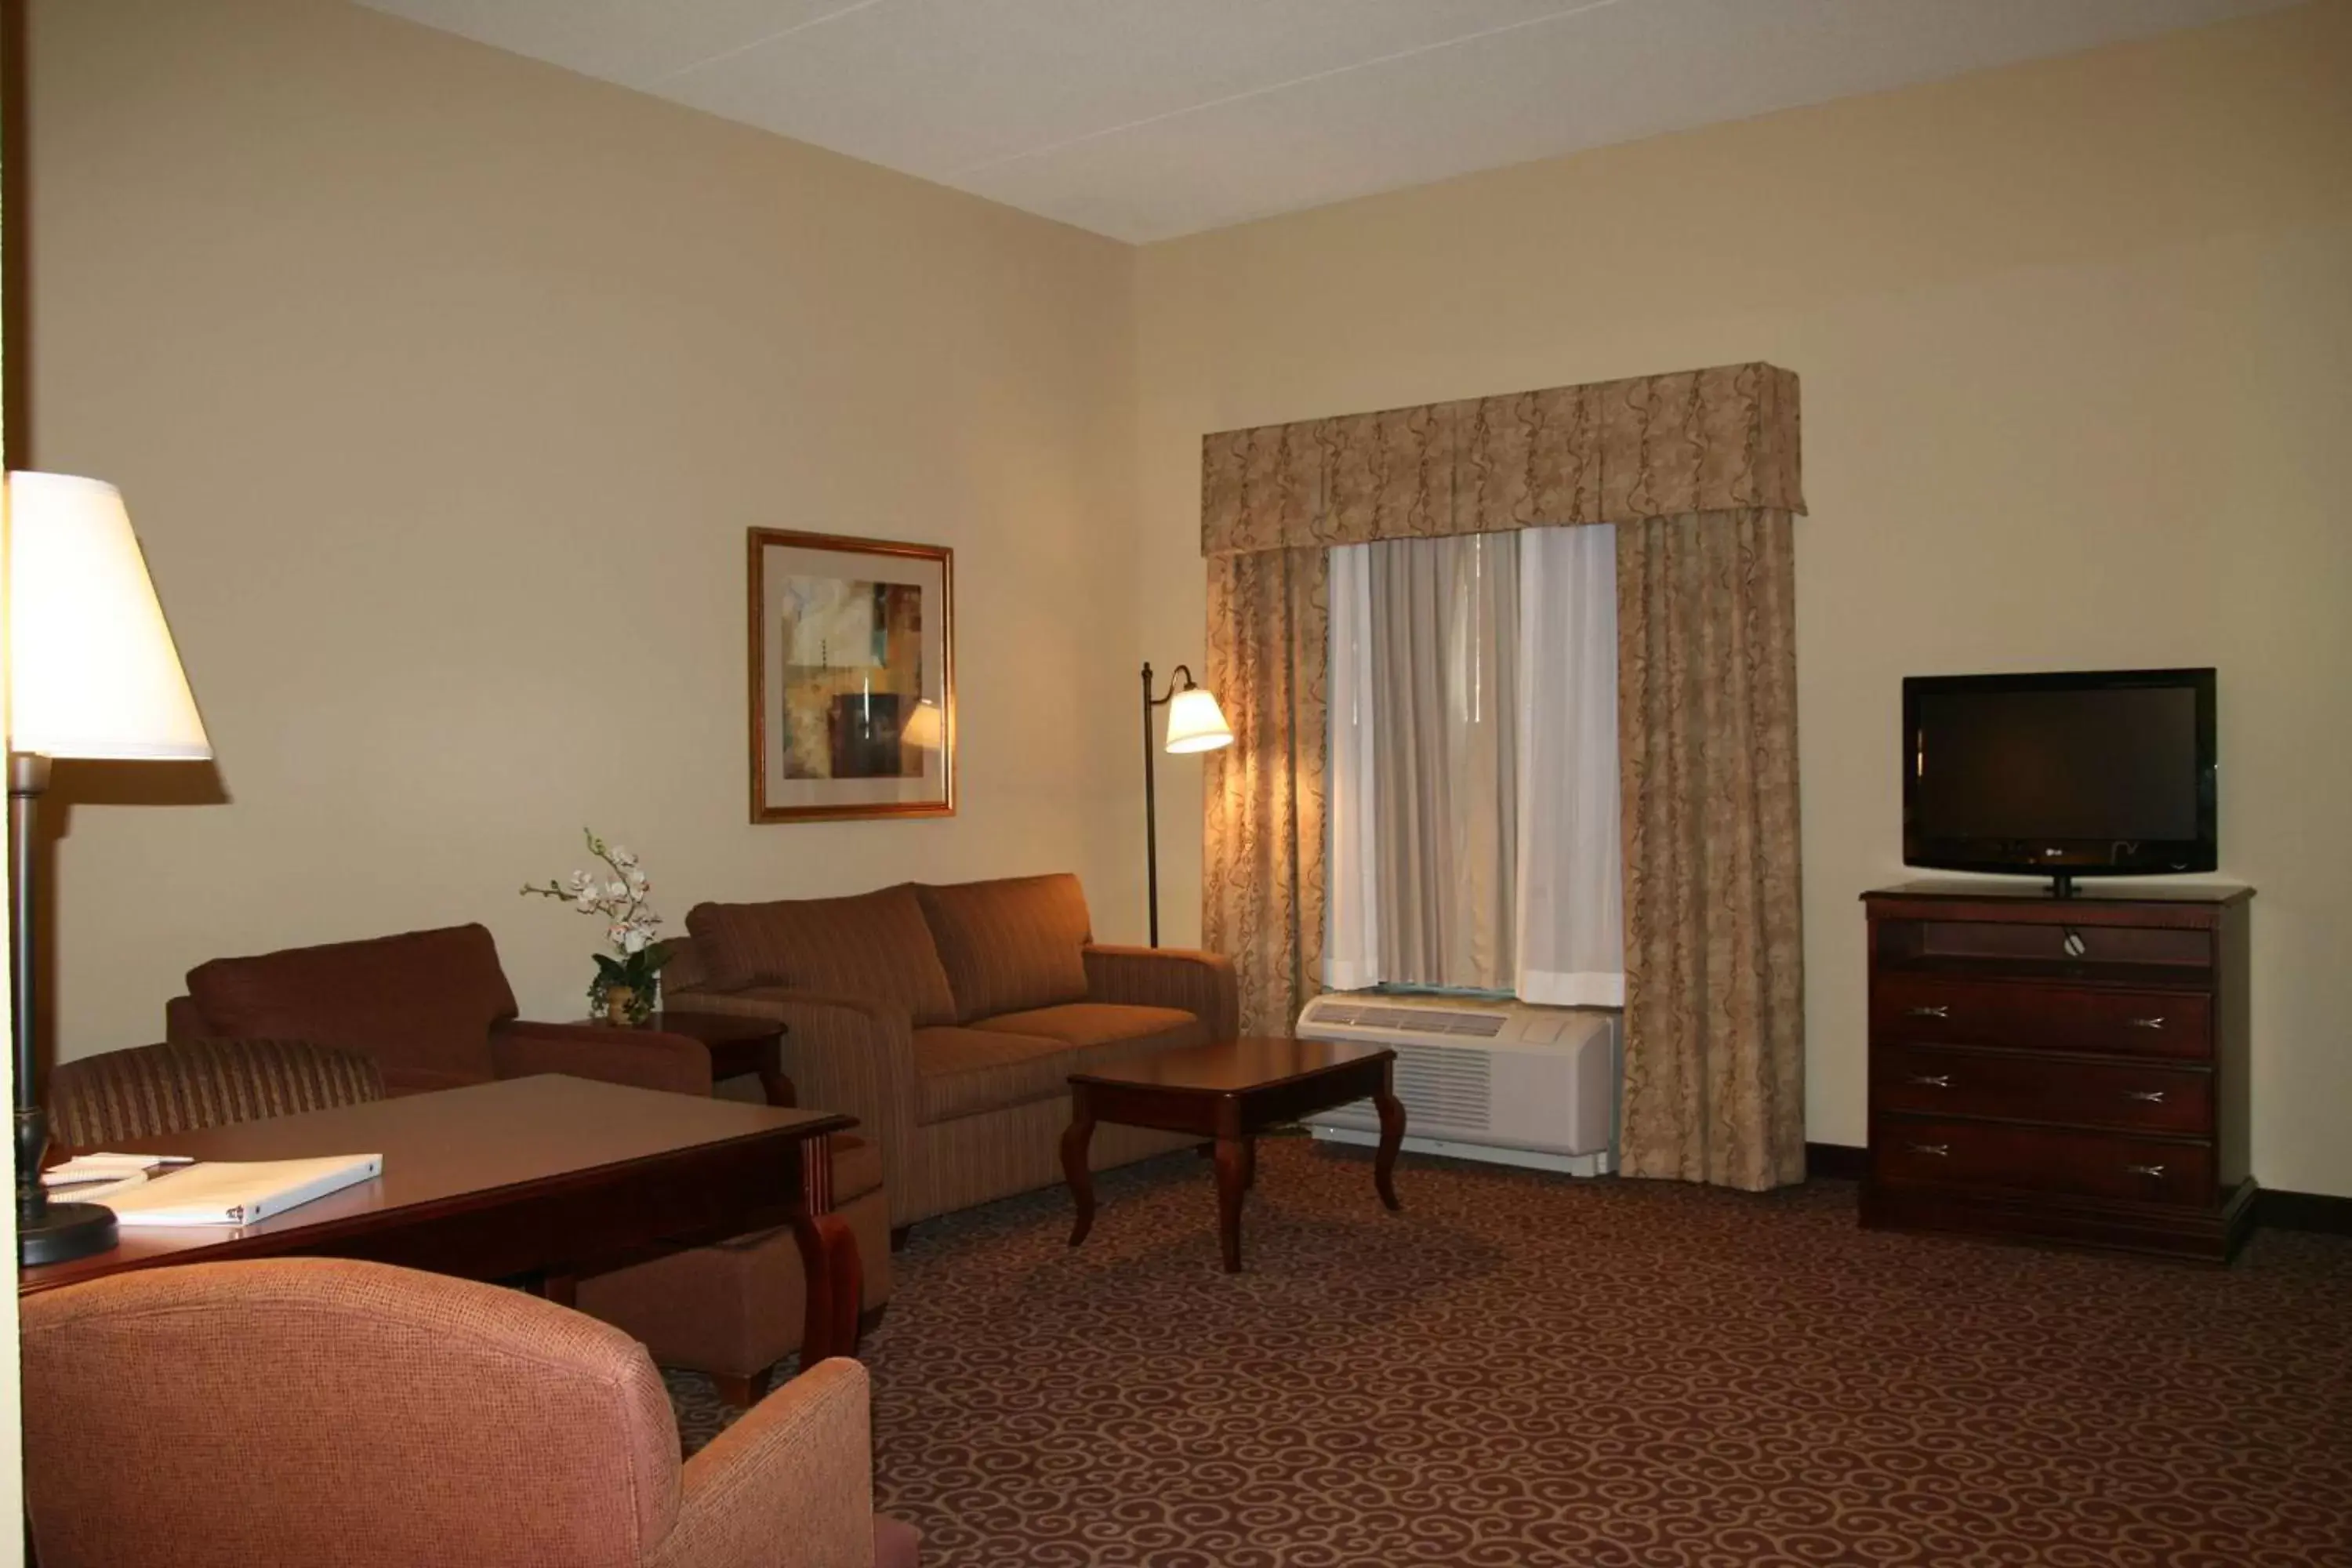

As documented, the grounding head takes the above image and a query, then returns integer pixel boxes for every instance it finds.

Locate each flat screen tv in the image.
[1903,668,2216,897]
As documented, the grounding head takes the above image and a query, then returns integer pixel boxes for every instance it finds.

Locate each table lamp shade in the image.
[7,472,210,760]
[1163,686,1232,754]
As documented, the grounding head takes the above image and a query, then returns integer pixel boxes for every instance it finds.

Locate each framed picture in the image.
[747,528,954,822]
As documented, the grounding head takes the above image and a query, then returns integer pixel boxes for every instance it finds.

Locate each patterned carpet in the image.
[669,1140,2352,1567]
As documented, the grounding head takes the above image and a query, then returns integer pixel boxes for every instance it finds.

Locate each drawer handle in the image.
[1904,1005,1952,1020]
[2126,1016,2166,1030]
[2126,1163,2167,1178]
[2124,1089,2167,1104]
[1907,1073,1951,1088]
[1907,1142,1951,1158]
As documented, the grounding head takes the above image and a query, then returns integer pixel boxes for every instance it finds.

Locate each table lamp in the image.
[1138,662,1231,947]
[9,471,211,1266]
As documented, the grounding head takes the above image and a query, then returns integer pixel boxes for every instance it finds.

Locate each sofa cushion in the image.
[915,873,1094,1023]
[913,1005,1210,1125]
[686,886,957,1029]
[973,1003,1206,1051]
[912,1028,1069,1125]
[184,925,517,1094]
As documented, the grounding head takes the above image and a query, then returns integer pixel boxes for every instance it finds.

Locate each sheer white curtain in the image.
[1325,524,1622,1004]
[1513,525,1622,1005]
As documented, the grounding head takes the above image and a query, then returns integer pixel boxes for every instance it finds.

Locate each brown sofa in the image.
[670,873,1237,1229]
[165,922,891,1404]
[23,1258,919,1568]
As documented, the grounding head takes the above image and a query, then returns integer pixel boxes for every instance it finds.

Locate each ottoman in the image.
[576,1134,891,1406]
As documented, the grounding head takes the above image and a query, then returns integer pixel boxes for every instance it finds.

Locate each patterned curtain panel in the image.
[1617,509,1806,1191]
[1203,362,1803,556]
[1203,546,1330,1037]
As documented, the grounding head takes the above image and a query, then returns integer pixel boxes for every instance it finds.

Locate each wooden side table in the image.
[572,1011,793,1109]
[571,1010,844,1213]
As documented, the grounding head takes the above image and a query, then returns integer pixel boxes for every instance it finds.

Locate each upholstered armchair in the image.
[164,924,711,1097]
[21,1258,920,1568]
[47,1036,386,1147]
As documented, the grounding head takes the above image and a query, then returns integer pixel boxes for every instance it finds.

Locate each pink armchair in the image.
[22,1258,920,1568]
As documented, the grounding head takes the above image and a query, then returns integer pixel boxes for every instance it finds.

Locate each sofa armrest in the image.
[655,1358,874,1568]
[488,1020,714,1098]
[1083,945,1239,1041]
[666,987,920,1225]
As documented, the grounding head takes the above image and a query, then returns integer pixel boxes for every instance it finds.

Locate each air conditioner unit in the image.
[1296,993,1618,1176]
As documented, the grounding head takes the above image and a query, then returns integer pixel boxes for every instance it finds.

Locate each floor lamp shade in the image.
[1162,687,1232,754]
[8,472,211,760]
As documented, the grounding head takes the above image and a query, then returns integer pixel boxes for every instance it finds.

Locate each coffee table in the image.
[1061,1036,1405,1272]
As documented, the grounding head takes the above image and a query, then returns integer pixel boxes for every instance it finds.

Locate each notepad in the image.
[43,1152,193,1189]
[89,1155,383,1227]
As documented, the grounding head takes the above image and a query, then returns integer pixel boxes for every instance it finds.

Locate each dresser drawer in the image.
[1873,1045,2213,1134]
[1875,1117,2213,1207]
[1873,975,2209,1059]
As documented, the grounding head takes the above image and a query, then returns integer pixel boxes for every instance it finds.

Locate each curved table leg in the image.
[1214,1135,1251,1272]
[1062,1091,1098,1247]
[1374,1078,1406,1213]
[791,1210,863,1366]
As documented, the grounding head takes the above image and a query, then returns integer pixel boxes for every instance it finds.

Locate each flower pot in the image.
[603,986,639,1026]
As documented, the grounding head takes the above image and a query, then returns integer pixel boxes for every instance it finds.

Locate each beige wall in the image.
[26,0,2352,1200]
[24,0,1149,1058]
[1135,2,2352,1193]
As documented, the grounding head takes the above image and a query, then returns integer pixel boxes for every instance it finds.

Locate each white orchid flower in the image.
[572,889,600,913]
[607,880,629,899]
[622,927,650,954]
[612,847,638,869]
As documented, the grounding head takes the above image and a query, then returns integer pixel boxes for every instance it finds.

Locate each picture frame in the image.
[747,528,954,823]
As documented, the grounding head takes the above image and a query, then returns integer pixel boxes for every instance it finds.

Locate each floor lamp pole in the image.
[1141,663,1161,949]
[12,750,117,1267]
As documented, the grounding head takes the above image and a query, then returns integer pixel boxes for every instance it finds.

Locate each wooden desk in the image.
[17,1075,862,1360]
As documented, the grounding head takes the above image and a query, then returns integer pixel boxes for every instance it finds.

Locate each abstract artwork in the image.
[749,530,953,822]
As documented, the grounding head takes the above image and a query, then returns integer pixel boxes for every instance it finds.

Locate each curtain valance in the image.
[1200,361,1803,557]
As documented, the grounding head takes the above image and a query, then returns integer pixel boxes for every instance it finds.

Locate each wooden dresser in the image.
[1860,881,2254,1262]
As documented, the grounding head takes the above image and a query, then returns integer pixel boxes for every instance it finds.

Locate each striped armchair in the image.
[48,1037,385,1149]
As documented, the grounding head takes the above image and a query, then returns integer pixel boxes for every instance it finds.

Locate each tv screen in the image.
[1903,669,2216,888]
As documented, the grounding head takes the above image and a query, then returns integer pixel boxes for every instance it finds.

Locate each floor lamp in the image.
[1139,662,1232,947]
[9,472,212,1267]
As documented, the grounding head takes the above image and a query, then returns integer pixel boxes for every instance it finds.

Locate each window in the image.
[1325,525,1622,1006]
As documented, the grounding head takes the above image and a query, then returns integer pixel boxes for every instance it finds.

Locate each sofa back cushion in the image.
[183,924,517,1092]
[915,873,1093,1023]
[684,886,957,1028]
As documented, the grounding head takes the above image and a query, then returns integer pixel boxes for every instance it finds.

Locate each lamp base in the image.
[18,1200,118,1268]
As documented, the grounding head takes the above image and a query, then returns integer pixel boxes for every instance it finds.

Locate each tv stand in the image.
[1860,881,2255,1263]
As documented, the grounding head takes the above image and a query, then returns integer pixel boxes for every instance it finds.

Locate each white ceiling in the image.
[353,0,2293,242]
